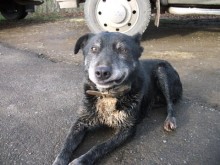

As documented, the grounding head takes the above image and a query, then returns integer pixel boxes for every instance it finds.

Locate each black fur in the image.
[52,32,182,165]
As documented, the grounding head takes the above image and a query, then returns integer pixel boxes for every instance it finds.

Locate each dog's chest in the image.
[96,97,128,127]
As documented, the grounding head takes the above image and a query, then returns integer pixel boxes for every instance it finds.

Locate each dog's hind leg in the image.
[155,65,178,132]
[69,126,136,165]
[52,116,98,165]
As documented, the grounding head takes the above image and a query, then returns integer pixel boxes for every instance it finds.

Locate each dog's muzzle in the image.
[95,66,112,81]
[89,65,127,89]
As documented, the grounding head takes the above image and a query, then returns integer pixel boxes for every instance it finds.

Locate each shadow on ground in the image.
[142,18,220,41]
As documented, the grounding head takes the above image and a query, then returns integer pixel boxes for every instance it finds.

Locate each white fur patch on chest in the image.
[96,97,128,127]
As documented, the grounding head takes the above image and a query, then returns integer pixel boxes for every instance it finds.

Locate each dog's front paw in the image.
[52,157,66,165]
[164,116,177,132]
[69,155,92,165]
[69,158,83,165]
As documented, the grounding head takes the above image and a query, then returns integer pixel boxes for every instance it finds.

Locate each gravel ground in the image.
[0,14,220,165]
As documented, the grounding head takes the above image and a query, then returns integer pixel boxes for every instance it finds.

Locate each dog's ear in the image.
[74,33,94,54]
[132,33,144,56]
[132,33,142,44]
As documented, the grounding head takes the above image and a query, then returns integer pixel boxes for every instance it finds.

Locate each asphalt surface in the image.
[0,43,84,164]
[0,16,220,165]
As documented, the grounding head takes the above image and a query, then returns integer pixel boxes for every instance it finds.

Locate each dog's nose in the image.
[95,66,112,80]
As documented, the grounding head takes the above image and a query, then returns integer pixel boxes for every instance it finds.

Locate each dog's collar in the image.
[86,84,131,98]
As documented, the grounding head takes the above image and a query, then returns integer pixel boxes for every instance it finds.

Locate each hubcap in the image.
[96,0,139,33]
[108,5,126,24]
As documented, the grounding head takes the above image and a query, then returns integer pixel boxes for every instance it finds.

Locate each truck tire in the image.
[1,5,28,20]
[84,0,151,35]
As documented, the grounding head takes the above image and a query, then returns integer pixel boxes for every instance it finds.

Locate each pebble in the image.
[163,140,167,143]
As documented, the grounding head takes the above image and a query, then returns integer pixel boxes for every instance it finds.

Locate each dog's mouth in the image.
[93,74,126,89]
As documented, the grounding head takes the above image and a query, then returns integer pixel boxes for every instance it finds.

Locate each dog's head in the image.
[74,32,143,91]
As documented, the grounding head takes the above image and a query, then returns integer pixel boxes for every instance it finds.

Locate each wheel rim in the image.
[95,0,140,33]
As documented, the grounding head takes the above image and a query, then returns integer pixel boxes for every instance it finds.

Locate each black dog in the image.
[52,32,182,165]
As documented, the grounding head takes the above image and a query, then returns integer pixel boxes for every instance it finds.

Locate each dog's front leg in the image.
[156,66,177,131]
[52,119,90,165]
[69,126,136,165]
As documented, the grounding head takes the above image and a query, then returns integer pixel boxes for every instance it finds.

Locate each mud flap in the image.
[155,0,160,27]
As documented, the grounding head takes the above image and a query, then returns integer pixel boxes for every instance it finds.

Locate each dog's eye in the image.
[118,47,127,54]
[91,47,98,53]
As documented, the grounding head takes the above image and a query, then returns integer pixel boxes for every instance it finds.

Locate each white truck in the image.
[57,0,220,35]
